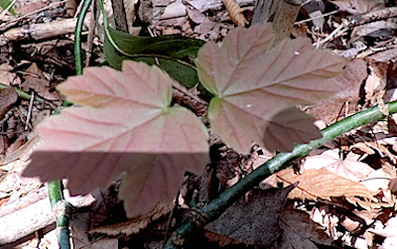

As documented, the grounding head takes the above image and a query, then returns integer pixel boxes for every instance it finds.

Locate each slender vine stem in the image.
[46,0,92,248]
[0,82,44,103]
[75,0,92,75]
[48,181,73,249]
[163,101,397,248]
[96,0,197,71]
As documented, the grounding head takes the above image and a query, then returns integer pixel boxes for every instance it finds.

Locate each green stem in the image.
[47,1,92,249]
[48,181,71,249]
[0,83,44,103]
[75,0,93,75]
[163,101,397,248]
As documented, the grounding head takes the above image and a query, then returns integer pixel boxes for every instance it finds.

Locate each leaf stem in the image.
[163,101,397,248]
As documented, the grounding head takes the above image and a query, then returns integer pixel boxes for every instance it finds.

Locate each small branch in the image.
[314,7,397,47]
[111,0,128,32]
[252,0,279,24]
[348,6,397,27]
[270,0,302,47]
[0,18,88,46]
[163,101,397,248]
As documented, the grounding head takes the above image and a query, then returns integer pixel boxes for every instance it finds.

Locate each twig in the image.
[0,0,17,17]
[314,7,397,47]
[0,0,70,31]
[313,19,348,47]
[111,0,128,32]
[25,91,34,130]
[163,101,397,248]
[271,0,302,47]
[294,10,338,25]
[348,6,397,27]
[0,18,89,46]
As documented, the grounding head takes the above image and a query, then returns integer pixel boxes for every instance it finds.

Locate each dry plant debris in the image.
[1,0,397,248]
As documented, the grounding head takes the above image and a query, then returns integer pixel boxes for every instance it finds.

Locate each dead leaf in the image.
[307,58,367,124]
[368,217,397,247]
[221,0,248,27]
[273,203,332,248]
[276,168,386,209]
[187,7,206,24]
[0,64,20,86]
[0,87,18,120]
[203,229,247,247]
[205,184,297,248]
[22,63,59,100]
[15,2,48,15]
[302,149,374,182]
[361,166,394,192]
[89,201,173,236]
[331,0,385,15]
[388,178,397,194]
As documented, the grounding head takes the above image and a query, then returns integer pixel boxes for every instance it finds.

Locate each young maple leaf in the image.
[196,23,348,153]
[22,61,209,217]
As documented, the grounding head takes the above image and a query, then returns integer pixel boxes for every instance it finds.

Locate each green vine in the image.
[163,101,397,248]
[47,0,93,248]
[46,0,397,248]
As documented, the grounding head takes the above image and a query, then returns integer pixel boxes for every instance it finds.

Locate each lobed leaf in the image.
[23,61,209,217]
[196,23,348,153]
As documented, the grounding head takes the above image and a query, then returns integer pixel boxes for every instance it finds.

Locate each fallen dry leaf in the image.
[368,217,397,248]
[302,149,374,182]
[274,203,332,248]
[206,184,297,248]
[276,168,388,209]
[365,61,388,103]
[22,63,59,100]
[331,0,384,15]
[15,1,48,15]
[307,58,367,123]
[0,64,21,86]
[221,0,248,27]
[0,87,18,120]
[89,201,173,236]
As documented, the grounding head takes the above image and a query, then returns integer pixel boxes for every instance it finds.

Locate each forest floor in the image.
[1,0,397,248]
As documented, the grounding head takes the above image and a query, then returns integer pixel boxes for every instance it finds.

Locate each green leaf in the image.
[104,27,205,88]
[196,23,348,153]
[0,0,17,16]
[23,61,209,217]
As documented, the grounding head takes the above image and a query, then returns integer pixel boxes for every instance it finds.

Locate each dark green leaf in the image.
[104,27,205,88]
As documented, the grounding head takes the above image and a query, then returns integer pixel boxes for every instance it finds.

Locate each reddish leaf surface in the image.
[196,23,347,153]
[23,61,209,217]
